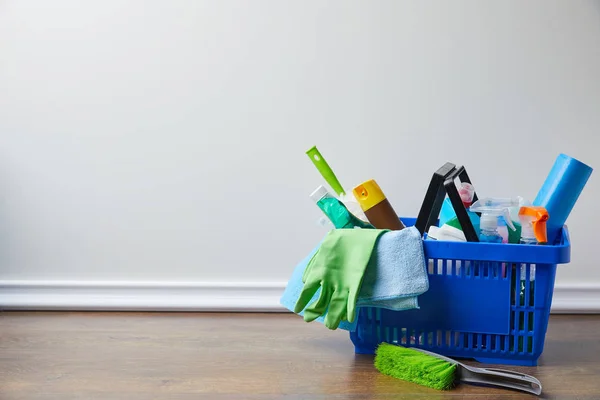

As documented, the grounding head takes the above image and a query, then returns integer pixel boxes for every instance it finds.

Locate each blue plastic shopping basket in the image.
[350,217,571,366]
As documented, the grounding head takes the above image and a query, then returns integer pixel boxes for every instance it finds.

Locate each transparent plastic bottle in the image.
[478,214,504,243]
[469,199,517,243]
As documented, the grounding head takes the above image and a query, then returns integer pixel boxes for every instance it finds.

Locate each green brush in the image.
[306,146,345,196]
[374,343,542,396]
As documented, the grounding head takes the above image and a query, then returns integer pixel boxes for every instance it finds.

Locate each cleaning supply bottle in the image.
[515,205,548,283]
[458,182,475,207]
[442,182,480,234]
[518,206,549,245]
[427,225,466,242]
[445,212,480,234]
[469,199,517,243]
[352,180,405,230]
[517,206,549,352]
[507,221,522,244]
[506,196,531,243]
[311,186,373,229]
[338,193,370,224]
[515,205,549,284]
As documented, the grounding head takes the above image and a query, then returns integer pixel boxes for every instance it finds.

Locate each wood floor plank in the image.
[0,312,599,399]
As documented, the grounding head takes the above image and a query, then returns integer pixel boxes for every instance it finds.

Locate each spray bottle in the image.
[517,205,549,279]
[517,206,549,346]
[310,186,373,229]
[469,198,517,243]
[518,206,549,245]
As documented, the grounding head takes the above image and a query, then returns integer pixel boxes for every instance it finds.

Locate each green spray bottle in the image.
[310,186,373,229]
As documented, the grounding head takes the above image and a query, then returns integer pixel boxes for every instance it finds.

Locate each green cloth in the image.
[294,228,387,329]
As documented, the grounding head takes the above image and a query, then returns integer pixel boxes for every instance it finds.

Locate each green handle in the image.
[306,146,345,196]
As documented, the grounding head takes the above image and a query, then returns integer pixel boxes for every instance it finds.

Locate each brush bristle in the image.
[374,343,457,390]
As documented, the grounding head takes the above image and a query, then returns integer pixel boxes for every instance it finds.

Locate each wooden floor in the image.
[0,313,599,399]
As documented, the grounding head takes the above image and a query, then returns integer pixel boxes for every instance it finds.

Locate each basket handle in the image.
[415,163,479,242]
[444,166,479,242]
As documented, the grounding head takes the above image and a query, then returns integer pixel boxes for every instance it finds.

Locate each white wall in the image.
[0,1,599,309]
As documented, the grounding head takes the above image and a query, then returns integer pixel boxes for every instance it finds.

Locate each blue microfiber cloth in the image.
[358,227,429,310]
[280,226,429,331]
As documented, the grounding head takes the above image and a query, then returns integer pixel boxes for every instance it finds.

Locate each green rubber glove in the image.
[294,228,387,329]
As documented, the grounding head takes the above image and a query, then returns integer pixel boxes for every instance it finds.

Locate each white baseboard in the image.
[0,281,598,313]
[0,281,288,312]
[550,284,600,313]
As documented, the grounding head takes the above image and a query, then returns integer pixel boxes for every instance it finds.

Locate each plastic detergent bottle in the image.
[469,199,516,243]
[427,225,466,242]
[310,186,373,229]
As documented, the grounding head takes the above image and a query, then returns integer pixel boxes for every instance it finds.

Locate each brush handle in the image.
[306,146,345,196]
[410,347,542,395]
[459,365,542,396]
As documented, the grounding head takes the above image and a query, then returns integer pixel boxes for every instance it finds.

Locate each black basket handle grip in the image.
[415,163,479,242]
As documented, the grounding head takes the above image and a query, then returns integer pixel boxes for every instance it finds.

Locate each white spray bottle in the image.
[469,198,517,243]
[517,206,549,286]
[518,206,549,245]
